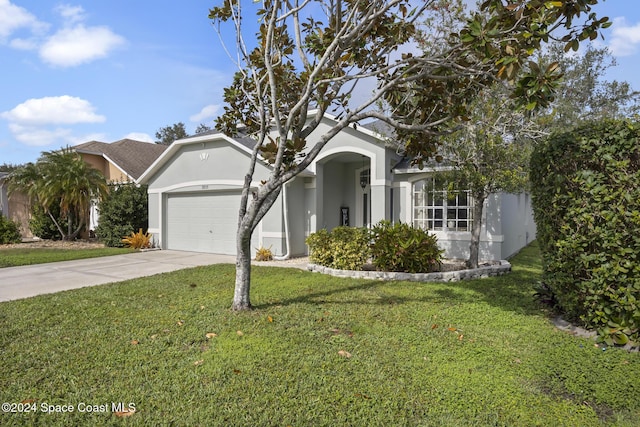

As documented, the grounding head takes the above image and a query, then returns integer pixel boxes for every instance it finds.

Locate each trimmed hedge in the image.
[306,226,370,271]
[306,222,443,274]
[370,220,443,273]
[530,120,640,347]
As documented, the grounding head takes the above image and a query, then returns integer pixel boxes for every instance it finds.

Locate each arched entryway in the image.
[312,148,378,231]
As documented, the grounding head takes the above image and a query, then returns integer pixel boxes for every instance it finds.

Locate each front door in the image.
[356,167,371,228]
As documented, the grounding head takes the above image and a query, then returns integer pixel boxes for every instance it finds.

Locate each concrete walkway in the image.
[0,250,307,302]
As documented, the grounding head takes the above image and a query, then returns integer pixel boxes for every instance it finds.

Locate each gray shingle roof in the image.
[74,139,168,180]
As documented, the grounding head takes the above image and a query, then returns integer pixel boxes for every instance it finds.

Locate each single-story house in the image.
[139,112,536,260]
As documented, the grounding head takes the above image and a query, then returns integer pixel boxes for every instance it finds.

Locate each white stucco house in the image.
[138,112,535,261]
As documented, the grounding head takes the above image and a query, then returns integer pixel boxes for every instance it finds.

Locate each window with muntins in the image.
[413,176,473,232]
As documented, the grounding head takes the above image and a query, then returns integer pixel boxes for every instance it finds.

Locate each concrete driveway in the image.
[0,250,306,302]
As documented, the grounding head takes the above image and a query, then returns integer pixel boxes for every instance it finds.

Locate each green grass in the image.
[0,247,134,267]
[1,243,638,426]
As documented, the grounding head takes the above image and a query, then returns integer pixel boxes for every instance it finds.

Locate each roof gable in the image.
[74,139,168,181]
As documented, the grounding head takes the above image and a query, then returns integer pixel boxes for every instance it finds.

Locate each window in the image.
[413,176,473,232]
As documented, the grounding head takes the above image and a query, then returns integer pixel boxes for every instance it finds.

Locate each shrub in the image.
[306,228,333,266]
[370,220,443,273]
[29,203,67,240]
[0,215,21,244]
[329,226,370,270]
[96,183,148,247]
[306,227,370,270]
[122,229,152,250]
[530,119,640,347]
[255,246,273,261]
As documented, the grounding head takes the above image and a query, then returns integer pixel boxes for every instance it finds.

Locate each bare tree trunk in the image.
[232,223,253,310]
[47,209,67,241]
[467,192,486,269]
[232,183,282,311]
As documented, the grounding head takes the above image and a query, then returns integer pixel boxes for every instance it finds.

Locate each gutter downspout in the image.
[274,181,291,260]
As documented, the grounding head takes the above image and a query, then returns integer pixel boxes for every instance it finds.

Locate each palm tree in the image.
[7,147,108,240]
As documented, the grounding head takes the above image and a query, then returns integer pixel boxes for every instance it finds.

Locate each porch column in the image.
[370,184,388,225]
[315,163,324,230]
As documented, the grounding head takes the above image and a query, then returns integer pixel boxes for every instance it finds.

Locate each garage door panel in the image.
[166,192,256,255]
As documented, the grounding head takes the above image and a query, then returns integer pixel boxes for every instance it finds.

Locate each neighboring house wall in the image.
[0,174,32,238]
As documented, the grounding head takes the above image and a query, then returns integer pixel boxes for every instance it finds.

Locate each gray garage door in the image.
[166,191,255,255]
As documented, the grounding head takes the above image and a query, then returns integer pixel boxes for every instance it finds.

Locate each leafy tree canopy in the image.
[155,122,188,145]
[208,0,610,310]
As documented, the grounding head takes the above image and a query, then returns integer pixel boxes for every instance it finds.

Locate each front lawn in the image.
[0,246,133,267]
[1,243,638,426]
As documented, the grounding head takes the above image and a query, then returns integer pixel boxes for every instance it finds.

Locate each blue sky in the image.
[1,0,640,165]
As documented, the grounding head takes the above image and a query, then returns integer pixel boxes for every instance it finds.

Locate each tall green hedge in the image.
[530,120,640,347]
[96,183,148,247]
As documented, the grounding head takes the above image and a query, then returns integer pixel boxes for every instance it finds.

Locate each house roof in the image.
[74,139,168,181]
[139,111,388,184]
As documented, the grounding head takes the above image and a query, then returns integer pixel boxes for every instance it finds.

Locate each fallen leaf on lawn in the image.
[447,327,457,332]
[130,340,139,345]
[150,334,158,340]
[354,393,371,399]
[338,350,352,358]
[431,324,438,330]
[21,399,36,404]
[194,359,204,366]
[177,320,185,326]
[114,408,136,418]
[205,333,218,339]
[236,330,244,336]
[458,334,464,341]
[233,369,242,374]
[200,305,205,310]
[267,315,273,323]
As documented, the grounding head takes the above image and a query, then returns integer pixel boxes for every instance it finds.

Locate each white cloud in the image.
[1,95,106,125]
[1,1,125,67]
[8,123,73,147]
[608,17,640,57]
[123,132,154,143]
[55,4,86,25]
[68,133,107,145]
[0,0,48,40]
[40,25,125,67]
[189,104,220,123]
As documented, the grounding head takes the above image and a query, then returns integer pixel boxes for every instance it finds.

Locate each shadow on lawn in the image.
[254,244,543,317]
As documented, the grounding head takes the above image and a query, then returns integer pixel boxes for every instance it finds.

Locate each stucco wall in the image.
[498,192,537,259]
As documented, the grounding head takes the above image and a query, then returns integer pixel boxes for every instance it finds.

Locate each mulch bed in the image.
[0,239,106,250]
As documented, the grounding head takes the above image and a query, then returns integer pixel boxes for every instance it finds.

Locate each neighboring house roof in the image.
[74,139,168,181]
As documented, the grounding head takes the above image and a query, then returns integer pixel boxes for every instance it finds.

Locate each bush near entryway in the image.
[530,119,640,347]
[306,222,443,273]
[306,226,370,270]
[96,183,149,247]
[0,215,21,244]
[370,220,443,273]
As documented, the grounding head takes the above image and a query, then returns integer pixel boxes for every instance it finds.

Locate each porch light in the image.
[360,175,368,190]
[360,156,367,190]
